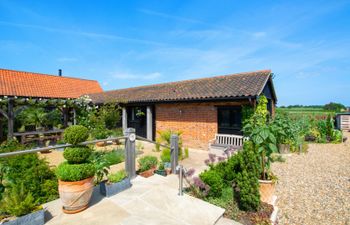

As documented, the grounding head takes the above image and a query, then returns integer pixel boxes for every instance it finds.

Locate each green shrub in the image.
[160,148,171,163]
[0,183,40,217]
[331,130,343,143]
[63,146,92,164]
[56,162,95,182]
[63,125,89,145]
[234,141,261,211]
[199,169,223,197]
[138,156,158,172]
[91,128,112,140]
[108,170,127,183]
[104,149,125,165]
[184,147,189,159]
[0,140,58,204]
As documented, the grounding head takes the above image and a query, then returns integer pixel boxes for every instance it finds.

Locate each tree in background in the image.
[323,102,346,112]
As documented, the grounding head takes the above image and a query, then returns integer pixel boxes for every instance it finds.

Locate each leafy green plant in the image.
[243,95,277,180]
[158,162,165,170]
[138,156,158,172]
[160,148,171,163]
[63,147,92,164]
[107,170,127,183]
[63,125,89,145]
[56,162,95,182]
[0,183,40,217]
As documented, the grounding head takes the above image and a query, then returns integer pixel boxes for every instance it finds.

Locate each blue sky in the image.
[0,0,349,106]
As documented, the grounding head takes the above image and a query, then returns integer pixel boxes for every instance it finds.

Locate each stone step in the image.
[109,174,225,225]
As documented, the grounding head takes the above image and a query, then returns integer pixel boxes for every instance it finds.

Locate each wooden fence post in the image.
[170,134,179,173]
[124,128,136,179]
[7,98,14,139]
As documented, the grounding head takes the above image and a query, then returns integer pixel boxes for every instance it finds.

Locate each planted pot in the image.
[58,176,94,214]
[2,209,44,225]
[138,167,156,178]
[100,177,131,197]
[154,169,167,176]
[259,179,275,204]
[95,141,106,147]
[278,144,290,154]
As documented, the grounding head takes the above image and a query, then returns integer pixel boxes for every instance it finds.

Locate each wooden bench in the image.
[209,133,245,154]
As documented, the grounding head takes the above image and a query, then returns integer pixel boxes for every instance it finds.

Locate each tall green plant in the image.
[243,95,277,180]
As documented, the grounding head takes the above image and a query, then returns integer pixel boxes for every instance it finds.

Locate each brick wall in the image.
[155,101,249,150]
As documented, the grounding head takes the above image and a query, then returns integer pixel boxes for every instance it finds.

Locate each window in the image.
[217,106,242,135]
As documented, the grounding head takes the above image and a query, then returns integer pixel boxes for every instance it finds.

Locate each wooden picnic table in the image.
[13,129,64,145]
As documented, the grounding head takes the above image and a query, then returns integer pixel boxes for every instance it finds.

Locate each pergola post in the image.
[63,108,68,128]
[73,108,77,125]
[146,106,153,140]
[122,107,127,132]
[7,98,14,139]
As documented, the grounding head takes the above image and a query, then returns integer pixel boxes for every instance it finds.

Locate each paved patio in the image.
[43,145,242,225]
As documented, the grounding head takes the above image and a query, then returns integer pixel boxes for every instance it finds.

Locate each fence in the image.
[0,127,179,179]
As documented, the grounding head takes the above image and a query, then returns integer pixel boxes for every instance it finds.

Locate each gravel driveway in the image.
[272,132,350,225]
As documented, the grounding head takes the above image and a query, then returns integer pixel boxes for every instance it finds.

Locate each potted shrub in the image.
[154,162,167,176]
[137,156,158,178]
[243,95,278,204]
[56,125,95,214]
[0,183,45,225]
[99,170,131,197]
[93,128,111,147]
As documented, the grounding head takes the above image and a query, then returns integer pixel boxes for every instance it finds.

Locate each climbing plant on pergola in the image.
[0,95,91,139]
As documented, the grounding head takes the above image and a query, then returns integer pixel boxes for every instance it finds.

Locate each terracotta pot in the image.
[259,179,275,204]
[58,177,94,214]
[95,142,106,147]
[139,167,156,178]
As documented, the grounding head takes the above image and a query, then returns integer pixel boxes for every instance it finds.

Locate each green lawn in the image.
[276,107,336,116]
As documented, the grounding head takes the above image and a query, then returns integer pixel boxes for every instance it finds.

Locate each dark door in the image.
[217,106,242,135]
[127,106,147,138]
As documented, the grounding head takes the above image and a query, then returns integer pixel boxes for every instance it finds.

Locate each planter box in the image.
[100,178,131,197]
[2,209,44,225]
[154,170,167,176]
[278,144,290,154]
[259,180,276,204]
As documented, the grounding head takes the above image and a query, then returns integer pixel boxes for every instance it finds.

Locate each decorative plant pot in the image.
[278,144,290,154]
[154,170,167,176]
[259,179,276,204]
[2,209,45,225]
[99,177,132,197]
[58,177,94,214]
[139,167,156,178]
[95,142,106,147]
[165,168,172,175]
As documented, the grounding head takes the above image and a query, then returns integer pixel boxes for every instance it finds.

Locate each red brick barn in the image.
[88,70,277,150]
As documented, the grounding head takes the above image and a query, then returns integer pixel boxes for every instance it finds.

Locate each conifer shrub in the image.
[234,141,261,211]
[199,169,223,197]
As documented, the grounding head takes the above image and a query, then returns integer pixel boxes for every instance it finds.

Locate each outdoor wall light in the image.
[179,109,183,114]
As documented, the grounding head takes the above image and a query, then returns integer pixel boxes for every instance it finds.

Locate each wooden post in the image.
[122,107,127,132]
[170,134,179,174]
[124,128,136,179]
[7,98,14,139]
[73,108,77,125]
[63,108,68,128]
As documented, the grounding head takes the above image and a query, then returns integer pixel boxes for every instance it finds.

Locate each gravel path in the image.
[272,132,350,225]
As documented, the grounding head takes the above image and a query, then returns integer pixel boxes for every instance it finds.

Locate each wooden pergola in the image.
[0,68,103,140]
[0,96,90,139]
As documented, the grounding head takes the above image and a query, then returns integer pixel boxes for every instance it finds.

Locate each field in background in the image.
[277,107,336,117]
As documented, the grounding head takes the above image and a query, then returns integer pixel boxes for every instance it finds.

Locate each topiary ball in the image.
[63,146,92,164]
[63,125,89,145]
[56,162,95,182]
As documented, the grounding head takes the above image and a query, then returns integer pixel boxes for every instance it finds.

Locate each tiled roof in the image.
[89,70,273,104]
[0,68,103,99]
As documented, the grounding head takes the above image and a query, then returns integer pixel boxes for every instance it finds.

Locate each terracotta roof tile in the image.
[89,70,272,104]
[0,68,103,99]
